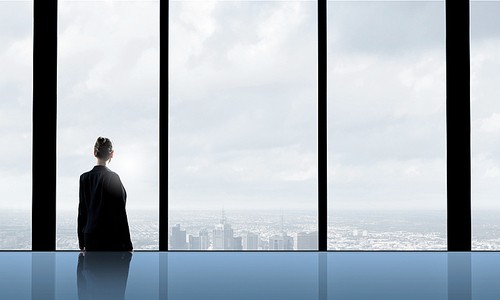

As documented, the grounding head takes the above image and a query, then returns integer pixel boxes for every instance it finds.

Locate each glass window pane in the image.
[327,1,447,250]
[169,1,318,250]
[57,0,159,250]
[0,0,32,250]
[471,0,500,250]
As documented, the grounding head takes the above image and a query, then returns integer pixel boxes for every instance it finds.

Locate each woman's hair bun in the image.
[94,136,114,159]
[97,137,106,146]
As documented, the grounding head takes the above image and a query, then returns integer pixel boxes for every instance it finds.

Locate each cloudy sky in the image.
[168,1,318,211]
[471,1,500,211]
[1,0,500,244]
[327,1,446,213]
[0,1,32,211]
[57,1,159,214]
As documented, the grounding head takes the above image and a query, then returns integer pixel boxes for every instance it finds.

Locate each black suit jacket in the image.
[78,165,133,251]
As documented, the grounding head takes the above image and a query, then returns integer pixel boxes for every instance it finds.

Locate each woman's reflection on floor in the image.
[77,251,133,300]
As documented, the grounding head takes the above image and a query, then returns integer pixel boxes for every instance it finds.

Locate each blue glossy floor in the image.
[1,251,495,299]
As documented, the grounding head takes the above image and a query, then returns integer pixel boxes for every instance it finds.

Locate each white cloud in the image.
[85,59,116,90]
[57,1,159,214]
[329,158,446,210]
[483,166,500,179]
[0,1,457,215]
[477,113,500,133]
[0,2,32,214]
[168,1,318,210]
[0,171,31,210]
[327,1,446,212]
[471,4,500,212]
[5,37,32,67]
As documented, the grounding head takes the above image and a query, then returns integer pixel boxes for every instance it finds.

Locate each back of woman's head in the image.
[94,136,114,160]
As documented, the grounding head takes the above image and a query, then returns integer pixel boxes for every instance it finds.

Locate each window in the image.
[56,0,159,250]
[168,0,318,250]
[471,0,500,250]
[0,0,32,250]
[327,0,447,250]
[26,0,471,251]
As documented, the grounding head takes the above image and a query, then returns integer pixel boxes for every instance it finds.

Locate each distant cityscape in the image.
[169,209,317,250]
[2,209,500,250]
[56,209,160,250]
[169,210,446,251]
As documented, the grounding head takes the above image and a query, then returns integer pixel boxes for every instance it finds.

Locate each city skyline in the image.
[4,208,500,250]
[170,209,318,250]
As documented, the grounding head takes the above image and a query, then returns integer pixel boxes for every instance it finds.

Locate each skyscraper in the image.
[199,229,210,250]
[294,231,318,250]
[234,236,242,251]
[213,209,234,250]
[269,234,294,250]
[189,235,201,250]
[269,210,294,250]
[243,232,259,250]
[171,224,187,250]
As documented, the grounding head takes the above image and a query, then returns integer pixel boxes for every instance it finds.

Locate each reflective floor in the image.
[1,251,497,299]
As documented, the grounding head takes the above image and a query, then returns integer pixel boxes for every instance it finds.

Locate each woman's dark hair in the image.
[94,136,114,159]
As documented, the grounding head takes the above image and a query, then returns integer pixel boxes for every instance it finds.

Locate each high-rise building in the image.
[294,231,318,250]
[213,209,234,250]
[269,233,294,250]
[189,235,201,250]
[234,236,242,251]
[243,232,259,250]
[199,229,209,250]
[259,239,269,251]
[171,224,187,250]
[269,210,294,250]
[309,231,318,250]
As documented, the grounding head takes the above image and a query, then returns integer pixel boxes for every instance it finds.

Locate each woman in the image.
[78,137,133,251]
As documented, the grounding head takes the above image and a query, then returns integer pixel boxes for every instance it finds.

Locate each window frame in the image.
[31,0,470,251]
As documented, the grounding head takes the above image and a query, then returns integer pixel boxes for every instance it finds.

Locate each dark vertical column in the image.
[446,0,471,251]
[318,0,328,251]
[32,0,57,251]
[159,0,169,251]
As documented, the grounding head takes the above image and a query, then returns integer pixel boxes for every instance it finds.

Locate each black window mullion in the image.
[446,0,471,251]
[318,0,327,252]
[32,0,57,251]
[159,0,169,251]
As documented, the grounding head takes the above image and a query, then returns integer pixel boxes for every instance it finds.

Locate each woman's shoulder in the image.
[79,170,91,180]
[101,167,122,182]
[102,167,119,176]
[80,166,119,180]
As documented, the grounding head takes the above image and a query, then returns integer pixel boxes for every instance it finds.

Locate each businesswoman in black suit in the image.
[78,137,133,252]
